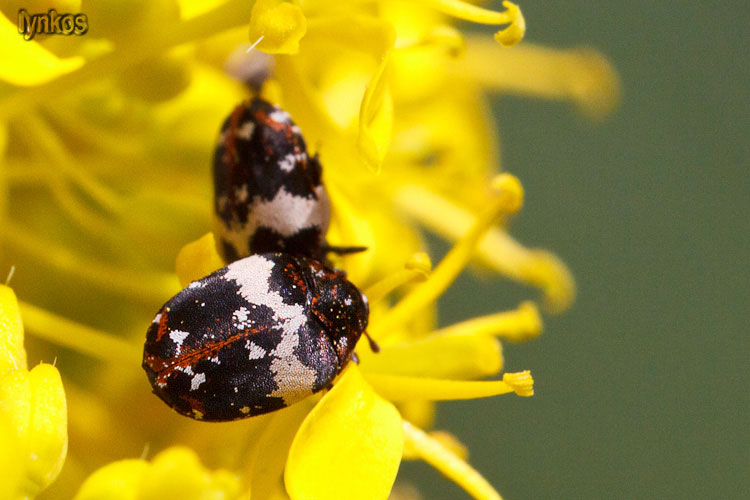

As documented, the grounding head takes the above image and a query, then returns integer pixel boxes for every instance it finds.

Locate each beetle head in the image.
[305,259,369,364]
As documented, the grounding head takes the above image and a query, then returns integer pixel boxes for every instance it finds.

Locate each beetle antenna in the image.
[363,331,380,353]
[324,245,368,255]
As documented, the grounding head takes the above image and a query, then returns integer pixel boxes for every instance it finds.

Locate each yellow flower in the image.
[171,172,533,500]
[0,0,618,499]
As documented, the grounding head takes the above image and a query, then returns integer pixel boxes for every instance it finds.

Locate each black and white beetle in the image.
[143,252,369,421]
[144,98,374,421]
[213,98,331,263]
[213,98,364,264]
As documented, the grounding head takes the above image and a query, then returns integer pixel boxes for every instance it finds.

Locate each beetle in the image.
[142,252,369,421]
[213,98,332,263]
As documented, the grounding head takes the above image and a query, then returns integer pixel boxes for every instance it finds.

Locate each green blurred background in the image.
[407,1,749,499]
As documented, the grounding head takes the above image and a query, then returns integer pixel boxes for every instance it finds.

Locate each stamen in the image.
[433,301,542,342]
[48,176,121,242]
[2,221,178,303]
[365,372,533,401]
[402,430,469,461]
[403,420,504,500]
[44,106,146,160]
[363,252,432,304]
[4,152,121,245]
[416,0,525,46]
[397,25,466,57]
[5,265,16,286]
[502,370,534,396]
[19,301,141,366]
[20,114,124,215]
[372,174,523,339]
[359,331,502,379]
[457,39,621,119]
[394,183,575,313]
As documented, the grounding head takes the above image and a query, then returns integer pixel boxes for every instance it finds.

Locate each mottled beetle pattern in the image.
[213,98,331,263]
[142,253,369,421]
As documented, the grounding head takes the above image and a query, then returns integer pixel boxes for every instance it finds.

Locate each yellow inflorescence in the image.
[0,0,620,499]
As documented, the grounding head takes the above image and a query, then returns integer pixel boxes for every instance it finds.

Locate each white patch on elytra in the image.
[216,181,330,259]
[269,109,291,123]
[278,153,296,173]
[268,330,316,405]
[190,372,206,391]
[245,340,266,360]
[224,256,307,325]
[174,365,194,376]
[233,307,254,329]
[169,330,190,354]
[277,152,306,173]
[252,187,327,237]
[235,120,256,140]
[223,255,315,404]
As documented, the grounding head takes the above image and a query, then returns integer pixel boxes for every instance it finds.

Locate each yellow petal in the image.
[0,414,24,500]
[365,371,533,401]
[0,369,31,449]
[0,12,84,86]
[0,285,27,372]
[175,232,225,287]
[285,366,403,500]
[73,447,242,500]
[359,332,502,379]
[249,0,307,54]
[140,446,241,500]
[246,405,312,500]
[358,53,394,172]
[73,459,147,500]
[24,363,68,496]
[0,363,68,498]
